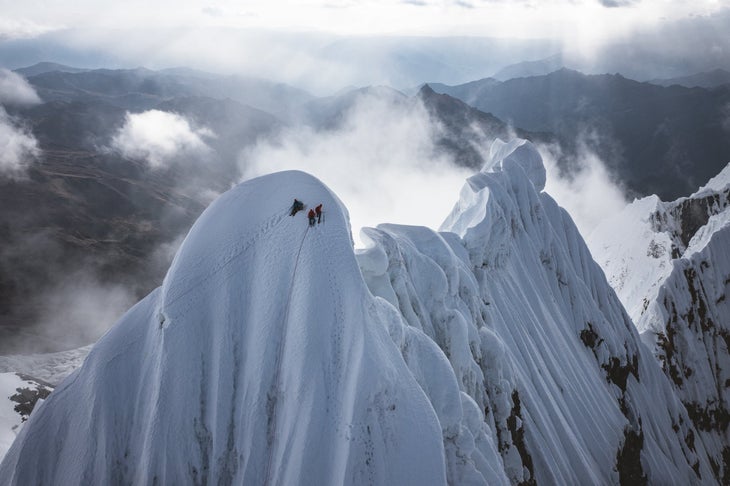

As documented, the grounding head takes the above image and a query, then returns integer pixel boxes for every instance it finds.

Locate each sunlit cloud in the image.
[0,107,40,179]
[402,0,429,6]
[0,69,41,106]
[598,0,639,7]
[0,18,56,40]
[241,92,472,246]
[110,110,215,169]
[539,138,628,237]
[31,271,138,350]
[0,0,725,40]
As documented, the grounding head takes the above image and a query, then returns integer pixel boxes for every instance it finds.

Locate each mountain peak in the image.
[418,83,436,96]
[0,170,453,485]
[14,62,88,77]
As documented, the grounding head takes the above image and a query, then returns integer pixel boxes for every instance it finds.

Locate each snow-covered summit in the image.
[0,171,457,485]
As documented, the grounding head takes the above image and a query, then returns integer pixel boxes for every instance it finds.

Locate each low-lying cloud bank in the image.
[0,107,40,179]
[0,69,41,106]
[540,139,628,238]
[111,110,215,169]
[241,93,472,246]
[241,90,629,246]
[0,70,41,179]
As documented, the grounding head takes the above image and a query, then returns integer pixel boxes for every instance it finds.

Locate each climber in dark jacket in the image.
[290,199,304,216]
[308,209,316,227]
[315,204,323,224]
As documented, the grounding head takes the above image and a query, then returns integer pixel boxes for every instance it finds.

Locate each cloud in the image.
[598,0,638,7]
[567,8,730,79]
[29,271,138,351]
[539,138,628,238]
[0,107,40,179]
[0,18,54,40]
[722,102,730,133]
[402,0,429,6]
[0,69,41,106]
[241,92,472,247]
[111,110,215,169]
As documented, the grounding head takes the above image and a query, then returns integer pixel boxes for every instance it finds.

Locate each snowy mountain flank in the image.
[590,163,730,482]
[0,139,722,484]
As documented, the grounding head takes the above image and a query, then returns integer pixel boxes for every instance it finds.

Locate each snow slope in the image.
[0,170,502,485]
[1,141,721,484]
[589,162,730,481]
[357,139,714,484]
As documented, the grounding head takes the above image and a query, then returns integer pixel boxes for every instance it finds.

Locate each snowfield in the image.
[0,139,725,484]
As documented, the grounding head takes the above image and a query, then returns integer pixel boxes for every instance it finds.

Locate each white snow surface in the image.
[0,170,460,485]
[359,139,712,484]
[587,195,674,330]
[0,139,719,484]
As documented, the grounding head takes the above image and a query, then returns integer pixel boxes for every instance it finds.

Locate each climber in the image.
[290,199,304,216]
[308,208,316,227]
[315,204,323,224]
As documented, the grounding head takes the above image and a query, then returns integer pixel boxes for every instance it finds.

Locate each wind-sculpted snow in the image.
[359,139,714,484]
[0,171,462,485]
[1,142,721,484]
[590,163,730,482]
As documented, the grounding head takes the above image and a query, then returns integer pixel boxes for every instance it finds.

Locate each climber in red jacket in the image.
[315,204,323,224]
[308,208,316,227]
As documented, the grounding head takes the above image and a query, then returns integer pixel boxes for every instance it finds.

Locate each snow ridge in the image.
[1,144,723,484]
[359,139,713,484]
[0,171,452,485]
[591,162,730,481]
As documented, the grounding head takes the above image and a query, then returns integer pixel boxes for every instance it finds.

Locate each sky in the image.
[1,0,728,92]
[1,0,727,41]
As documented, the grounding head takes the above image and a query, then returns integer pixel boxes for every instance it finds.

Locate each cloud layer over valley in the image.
[110,110,215,169]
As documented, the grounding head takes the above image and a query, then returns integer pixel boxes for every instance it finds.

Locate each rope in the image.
[263,224,310,486]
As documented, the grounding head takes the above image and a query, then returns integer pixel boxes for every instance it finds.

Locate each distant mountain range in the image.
[649,69,730,89]
[14,62,88,77]
[490,54,565,81]
[20,67,313,117]
[430,68,730,200]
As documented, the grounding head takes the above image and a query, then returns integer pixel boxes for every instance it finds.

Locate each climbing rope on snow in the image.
[263,223,310,486]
